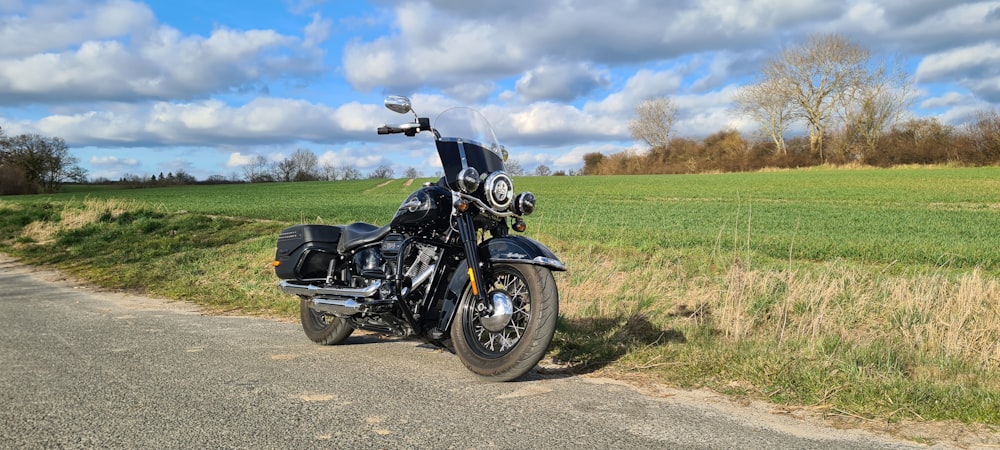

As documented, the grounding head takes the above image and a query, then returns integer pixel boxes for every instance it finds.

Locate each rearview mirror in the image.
[385,96,412,114]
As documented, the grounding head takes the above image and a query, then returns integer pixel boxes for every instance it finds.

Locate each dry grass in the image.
[19,198,149,245]
[559,247,1000,371]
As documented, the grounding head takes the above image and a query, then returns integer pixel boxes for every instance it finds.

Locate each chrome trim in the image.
[412,265,435,289]
[532,256,567,271]
[457,192,521,219]
[480,292,513,332]
[457,139,469,169]
[483,172,513,211]
[310,297,364,316]
[278,279,382,298]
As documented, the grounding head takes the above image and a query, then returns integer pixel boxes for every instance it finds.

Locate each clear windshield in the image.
[432,107,507,187]
[433,107,503,156]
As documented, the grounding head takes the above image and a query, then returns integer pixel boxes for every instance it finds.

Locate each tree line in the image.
[1,129,88,195]
[587,33,1000,175]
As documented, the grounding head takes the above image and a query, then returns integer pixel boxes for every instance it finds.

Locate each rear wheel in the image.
[451,263,558,381]
[300,297,354,345]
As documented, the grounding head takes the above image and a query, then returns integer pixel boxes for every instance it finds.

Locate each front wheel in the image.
[300,297,354,345]
[451,263,559,381]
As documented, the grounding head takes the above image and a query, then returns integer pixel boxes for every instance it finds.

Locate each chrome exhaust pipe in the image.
[310,297,364,316]
[278,280,382,298]
[278,280,383,317]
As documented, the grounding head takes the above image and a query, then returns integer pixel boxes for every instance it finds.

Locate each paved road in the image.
[0,257,931,449]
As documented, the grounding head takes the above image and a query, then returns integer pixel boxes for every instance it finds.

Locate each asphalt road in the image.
[0,256,931,449]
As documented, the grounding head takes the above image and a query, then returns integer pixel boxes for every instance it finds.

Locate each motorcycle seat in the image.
[338,222,392,253]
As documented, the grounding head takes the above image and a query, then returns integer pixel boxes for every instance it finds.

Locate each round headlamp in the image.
[455,167,480,194]
[483,172,513,211]
[514,192,536,216]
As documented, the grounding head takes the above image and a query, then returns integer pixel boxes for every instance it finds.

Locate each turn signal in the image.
[272,260,281,267]
[468,267,479,296]
[512,219,527,232]
[455,198,470,212]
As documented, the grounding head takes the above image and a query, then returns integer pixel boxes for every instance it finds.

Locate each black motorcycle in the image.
[273,96,565,381]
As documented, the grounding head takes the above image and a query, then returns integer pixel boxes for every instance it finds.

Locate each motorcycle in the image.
[272,96,565,381]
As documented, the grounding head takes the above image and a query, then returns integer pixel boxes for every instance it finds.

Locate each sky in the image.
[1,0,999,181]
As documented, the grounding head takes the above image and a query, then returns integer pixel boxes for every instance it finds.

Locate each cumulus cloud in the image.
[317,147,389,169]
[89,155,140,167]
[0,0,155,58]
[25,98,383,147]
[341,0,858,94]
[4,0,1000,178]
[514,62,609,102]
[0,0,324,104]
[225,152,257,168]
[916,42,1000,102]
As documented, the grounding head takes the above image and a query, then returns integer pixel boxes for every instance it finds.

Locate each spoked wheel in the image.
[451,263,558,381]
[300,297,354,345]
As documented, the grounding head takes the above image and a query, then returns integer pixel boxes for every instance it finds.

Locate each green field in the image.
[21,166,1000,270]
[2,166,999,433]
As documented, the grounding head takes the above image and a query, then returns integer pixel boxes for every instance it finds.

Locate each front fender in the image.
[479,236,567,272]
[436,236,565,333]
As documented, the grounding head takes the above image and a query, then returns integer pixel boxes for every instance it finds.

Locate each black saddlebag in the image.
[274,225,342,281]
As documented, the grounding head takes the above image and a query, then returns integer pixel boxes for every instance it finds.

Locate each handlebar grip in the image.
[377,126,392,135]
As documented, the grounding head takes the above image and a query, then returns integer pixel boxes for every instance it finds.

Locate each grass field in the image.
[2,166,999,435]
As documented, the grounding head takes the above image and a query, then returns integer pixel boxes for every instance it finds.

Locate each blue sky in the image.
[2,0,999,181]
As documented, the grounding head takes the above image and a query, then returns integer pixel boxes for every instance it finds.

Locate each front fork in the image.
[456,212,488,304]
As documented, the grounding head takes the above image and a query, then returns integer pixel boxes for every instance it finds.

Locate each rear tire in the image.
[300,297,354,345]
[451,263,558,381]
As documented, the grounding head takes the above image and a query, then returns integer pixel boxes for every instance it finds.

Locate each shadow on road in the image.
[544,313,686,377]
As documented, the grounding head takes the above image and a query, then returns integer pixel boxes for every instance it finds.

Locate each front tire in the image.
[300,297,354,345]
[451,263,558,381]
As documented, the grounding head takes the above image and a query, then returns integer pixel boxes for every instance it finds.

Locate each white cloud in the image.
[514,62,609,102]
[915,42,1000,82]
[28,98,381,147]
[225,152,256,168]
[0,1,323,104]
[0,0,155,58]
[317,147,389,169]
[303,13,331,47]
[585,69,684,116]
[916,42,1000,102]
[89,155,139,167]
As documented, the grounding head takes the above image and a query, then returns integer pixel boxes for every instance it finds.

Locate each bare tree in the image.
[272,159,296,182]
[840,57,914,162]
[504,158,525,176]
[289,149,320,181]
[404,167,420,179]
[629,97,677,152]
[734,78,793,155]
[242,155,271,182]
[368,165,394,179]
[340,166,361,180]
[762,33,872,161]
[320,162,339,181]
[534,164,551,176]
[967,109,1000,163]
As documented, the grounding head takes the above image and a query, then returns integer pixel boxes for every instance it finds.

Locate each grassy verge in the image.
[2,168,999,433]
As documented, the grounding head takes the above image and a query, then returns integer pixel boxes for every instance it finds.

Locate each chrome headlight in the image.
[514,192,536,216]
[483,171,513,211]
[456,167,480,194]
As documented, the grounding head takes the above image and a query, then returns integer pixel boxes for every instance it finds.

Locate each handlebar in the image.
[377,118,434,137]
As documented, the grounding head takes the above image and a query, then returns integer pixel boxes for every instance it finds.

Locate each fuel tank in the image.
[390,185,452,232]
